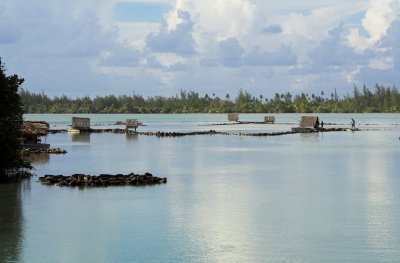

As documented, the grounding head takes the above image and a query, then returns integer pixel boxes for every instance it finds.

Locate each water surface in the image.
[1,113,399,262]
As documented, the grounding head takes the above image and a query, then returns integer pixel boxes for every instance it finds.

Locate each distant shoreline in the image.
[20,84,400,114]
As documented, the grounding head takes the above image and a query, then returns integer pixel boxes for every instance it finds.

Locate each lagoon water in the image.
[1,113,400,262]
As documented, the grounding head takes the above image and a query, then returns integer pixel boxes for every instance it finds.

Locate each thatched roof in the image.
[21,121,49,137]
[299,116,319,128]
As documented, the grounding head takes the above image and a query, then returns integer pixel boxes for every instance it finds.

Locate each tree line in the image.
[20,84,400,114]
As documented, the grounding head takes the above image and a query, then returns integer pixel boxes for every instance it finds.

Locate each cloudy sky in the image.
[0,0,399,98]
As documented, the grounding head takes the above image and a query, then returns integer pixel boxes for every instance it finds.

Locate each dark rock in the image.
[69,179,77,186]
[39,173,167,188]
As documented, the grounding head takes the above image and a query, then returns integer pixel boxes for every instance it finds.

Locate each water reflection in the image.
[70,132,90,143]
[365,151,397,255]
[125,133,138,143]
[299,132,320,142]
[28,153,50,165]
[0,183,24,263]
[163,140,272,262]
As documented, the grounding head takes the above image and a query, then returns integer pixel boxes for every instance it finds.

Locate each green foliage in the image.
[20,84,400,114]
[0,58,28,182]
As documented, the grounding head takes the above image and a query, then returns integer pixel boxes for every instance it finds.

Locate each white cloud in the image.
[100,45,142,67]
[1,0,399,98]
[362,0,399,42]
[167,0,256,39]
[309,24,362,67]
[244,45,297,66]
[277,3,365,40]
[347,28,370,53]
[217,38,244,67]
[155,53,186,68]
[261,25,283,35]
[354,19,400,87]
[369,57,394,70]
[378,20,400,69]
[347,0,400,52]
[146,10,197,56]
[289,24,365,78]
[116,22,160,47]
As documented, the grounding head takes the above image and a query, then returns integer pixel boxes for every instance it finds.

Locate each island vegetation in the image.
[0,59,30,182]
[21,84,399,114]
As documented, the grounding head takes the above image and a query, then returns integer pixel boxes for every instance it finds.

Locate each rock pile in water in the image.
[49,127,357,137]
[152,130,217,137]
[39,173,167,187]
[30,148,67,154]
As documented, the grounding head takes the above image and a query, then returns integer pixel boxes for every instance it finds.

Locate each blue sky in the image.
[114,2,170,22]
[0,0,399,98]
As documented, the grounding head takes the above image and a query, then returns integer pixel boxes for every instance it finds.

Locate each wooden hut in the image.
[264,116,275,123]
[292,116,319,133]
[227,113,239,122]
[299,116,319,128]
[126,119,139,132]
[71,117,90,131]
[20,121,50,149]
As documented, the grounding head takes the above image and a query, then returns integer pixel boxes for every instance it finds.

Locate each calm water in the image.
[1,113,400,262]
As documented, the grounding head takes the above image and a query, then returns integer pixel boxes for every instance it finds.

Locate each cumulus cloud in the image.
[309,24,365,67]
[244,45,297,66]
[290,23,368,77]
[168,0,256,39]
[343,1,400,87]
[217,38,244,67]
[0,0,141,95]
[277,3,364,40]
[1,0,399,97]
[354,19,400,86]
[368,57,394,70]
[378,20,400,69]
[100,45,142,67]
[261,25,283,35]
[59,10,118,58]
[347,0,400,52]
[0,2,118,58]
[146,10,197,56]
[145,55,164,69]
[288,22,385,93]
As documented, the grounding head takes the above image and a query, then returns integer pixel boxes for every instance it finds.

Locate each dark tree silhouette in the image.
[0,58,25,182]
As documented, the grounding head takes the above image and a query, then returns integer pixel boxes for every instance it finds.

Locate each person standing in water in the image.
[351,118,355,130]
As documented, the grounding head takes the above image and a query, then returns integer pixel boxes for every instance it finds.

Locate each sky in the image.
[0,0,399,98]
